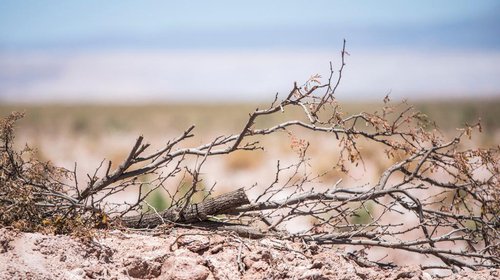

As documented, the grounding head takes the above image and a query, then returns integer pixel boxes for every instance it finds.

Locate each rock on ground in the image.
[0,227,498,280]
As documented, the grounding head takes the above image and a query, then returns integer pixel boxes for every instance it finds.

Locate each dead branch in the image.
[121,188,249,228]
[2,41,498,271]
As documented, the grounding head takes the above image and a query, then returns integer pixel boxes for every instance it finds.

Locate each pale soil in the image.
[0,227,498,280]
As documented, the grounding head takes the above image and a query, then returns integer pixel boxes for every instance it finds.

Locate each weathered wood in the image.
[190,221,267,239]
[121,188,250,228]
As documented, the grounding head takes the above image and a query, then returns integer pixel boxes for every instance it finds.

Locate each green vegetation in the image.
[350,201,374,225]
[145,189,170,212]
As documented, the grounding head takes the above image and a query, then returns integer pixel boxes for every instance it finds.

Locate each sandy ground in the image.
[0,227,498,280]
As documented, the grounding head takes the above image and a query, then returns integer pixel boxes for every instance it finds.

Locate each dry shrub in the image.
[0,112,102,235]
[0,41,498,271]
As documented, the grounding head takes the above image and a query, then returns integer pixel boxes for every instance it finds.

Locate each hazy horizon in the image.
[1,1,499,103]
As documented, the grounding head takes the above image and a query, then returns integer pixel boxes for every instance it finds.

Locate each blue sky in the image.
[1,1,499,102]
[1,0,499,51]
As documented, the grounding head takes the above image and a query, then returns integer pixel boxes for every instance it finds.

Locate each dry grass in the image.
[2,99,498,137]
[224,150,264,171]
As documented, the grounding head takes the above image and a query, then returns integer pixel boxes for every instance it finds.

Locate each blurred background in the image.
[1,0,499,267]
[1,0,499,102]
[1,1,499,198]
[1,0,499,203]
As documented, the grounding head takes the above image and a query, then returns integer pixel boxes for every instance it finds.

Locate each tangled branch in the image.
[1,40,498,271]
